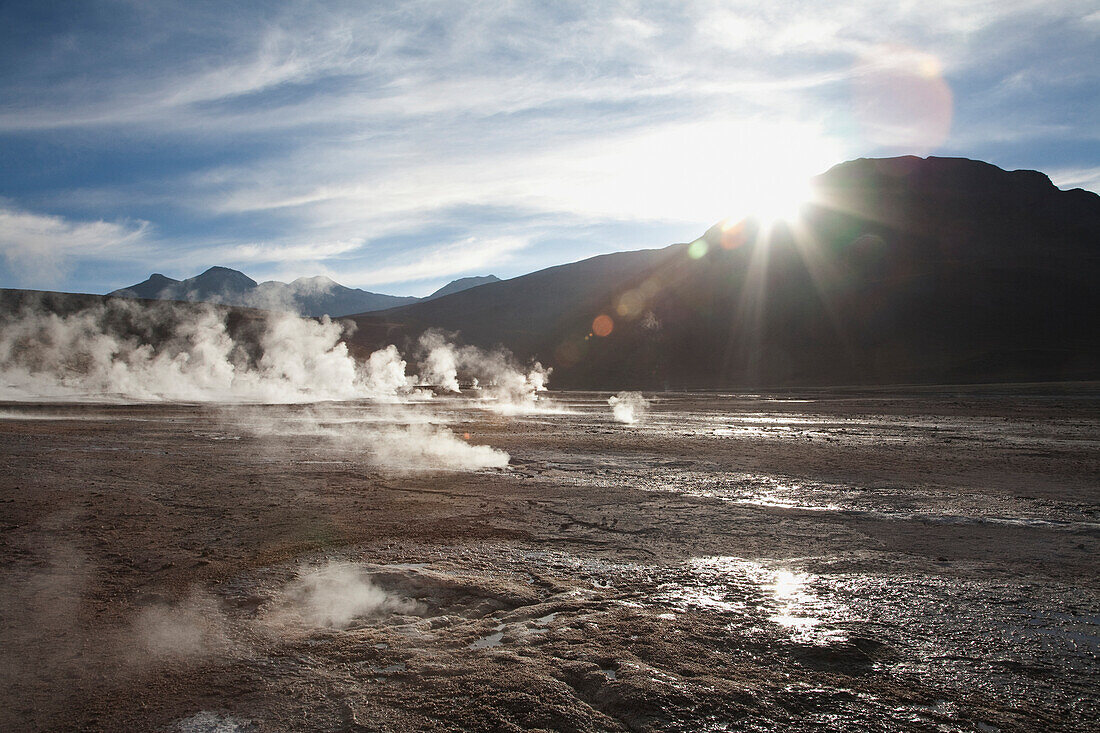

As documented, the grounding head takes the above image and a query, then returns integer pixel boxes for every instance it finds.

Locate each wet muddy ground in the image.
[1,389,1098,731]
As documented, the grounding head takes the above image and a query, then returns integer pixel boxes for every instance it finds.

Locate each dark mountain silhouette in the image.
[427,275,500,300]
[348,156,1100,388]
[110,268,498,317]
[117,266,257,300]
[253,275,419,317]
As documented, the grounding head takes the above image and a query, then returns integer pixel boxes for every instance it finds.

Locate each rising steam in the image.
[0,301,546,408]
[266,561,421,630]
[608,391,649,424]
[0,298,545,471]
[133,589,232,660]
[120,563,417,667]
[0,299,393,403]
[369,422,510,471]
[415,330,551,412]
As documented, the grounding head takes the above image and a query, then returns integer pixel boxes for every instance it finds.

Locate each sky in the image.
[1,1,1098,297]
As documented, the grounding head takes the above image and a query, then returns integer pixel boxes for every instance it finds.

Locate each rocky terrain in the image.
[2,388,1097,731]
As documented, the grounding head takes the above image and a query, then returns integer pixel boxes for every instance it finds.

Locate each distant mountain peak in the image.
[428,275,501,300]
[291,275,338,285]
[111,267,420,316]
[287,275,342,294]
[111,268,504,316]
[190,266,257,292]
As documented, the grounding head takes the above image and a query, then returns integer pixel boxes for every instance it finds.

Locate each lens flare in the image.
[717,218,747,249]
[688,239,709,259]
[852,44,953,154]
[615,289,646,318]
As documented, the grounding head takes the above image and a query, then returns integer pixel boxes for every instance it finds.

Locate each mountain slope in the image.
[349,156,1100,388]
[250,276,418,316]
[112,266,257,303]
[427,275,501,300]
[117,272,181,299]
[114,266,258,301]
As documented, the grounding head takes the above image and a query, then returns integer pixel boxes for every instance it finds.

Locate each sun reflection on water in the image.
[659,557,849,644]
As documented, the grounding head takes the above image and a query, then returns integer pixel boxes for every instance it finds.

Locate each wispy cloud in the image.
[1050,167,1100,192]
[191,239,367,266]
[337,235,531,288]
[0,204,150,288]
[0,0,1096,293]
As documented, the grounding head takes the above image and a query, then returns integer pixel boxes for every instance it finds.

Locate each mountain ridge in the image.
[110,269,499,317]
[18,155,1099,389]
[345,155,1100,388]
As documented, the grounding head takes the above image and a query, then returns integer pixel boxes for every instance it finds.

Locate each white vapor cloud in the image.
[369,423,510,472]
[133,590,233,661]
[608,391,649,424]
[0,299,553,470]
[0,300,379,403]
[265,562,421,631]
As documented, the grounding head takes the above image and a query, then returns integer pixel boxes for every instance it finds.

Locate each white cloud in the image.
[0,204,150,287]
[191,239,366,265]
[338,236,530,287]
[1050,167,1100,193]
[197,113,842,240]
[1,0,1096,292]
[2,0,1083,135]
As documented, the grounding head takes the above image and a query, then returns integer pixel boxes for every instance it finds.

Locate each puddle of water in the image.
[657,585,745,614]
[769,571,825,632]
[659,557,848,644]
[627,468,1099,529]
[470,631,504,649]
[734,495,843,512]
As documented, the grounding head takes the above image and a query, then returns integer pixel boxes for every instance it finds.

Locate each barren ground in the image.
[1,389,1098,732]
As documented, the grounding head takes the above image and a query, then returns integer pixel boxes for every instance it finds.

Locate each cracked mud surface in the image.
[1,389,1098,731]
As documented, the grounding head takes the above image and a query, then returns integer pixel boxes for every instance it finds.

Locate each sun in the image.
[701,121,830,231]
[747,175,815,227]
[728,170,816,231]
[692,169,817,258]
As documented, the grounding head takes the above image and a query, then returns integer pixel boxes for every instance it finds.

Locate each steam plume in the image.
[266,561,420,630]
[0,299,410,402]
[133,590,232,660]
[414,330,551,411]
[608,391,648,424]
[369,422,509,471]
[0,299,549,471]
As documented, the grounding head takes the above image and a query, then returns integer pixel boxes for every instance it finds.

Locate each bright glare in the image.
[733,174,815,227]
[526,118,841,225]
[771,570,809,600]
